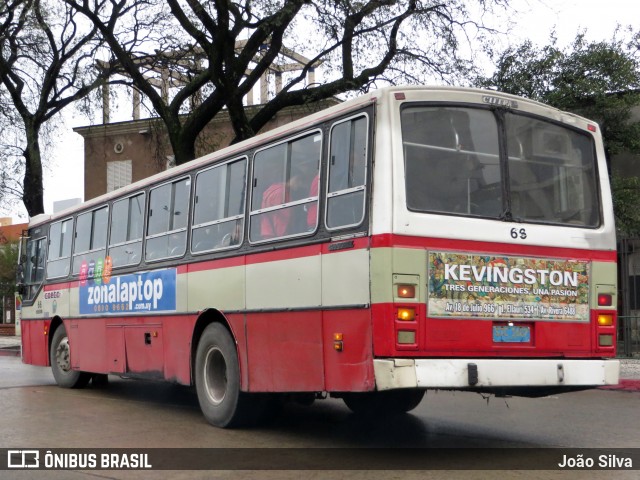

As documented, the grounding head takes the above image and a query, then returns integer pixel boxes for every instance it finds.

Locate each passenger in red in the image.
[306,174,319,228]
[260,167,309,239]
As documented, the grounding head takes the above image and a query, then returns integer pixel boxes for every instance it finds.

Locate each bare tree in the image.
[0,0,116,216]
[64,0,507,165]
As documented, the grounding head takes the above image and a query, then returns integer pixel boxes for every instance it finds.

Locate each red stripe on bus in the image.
[188,255,246,273]
[45,282,74,291]
[370,234,617,261]
[40,233,613,287]
[245,243,321,265]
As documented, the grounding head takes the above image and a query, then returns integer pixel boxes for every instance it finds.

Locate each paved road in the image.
[0,356,638,480]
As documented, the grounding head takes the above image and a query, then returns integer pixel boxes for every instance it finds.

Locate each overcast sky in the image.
[6,0,640,222]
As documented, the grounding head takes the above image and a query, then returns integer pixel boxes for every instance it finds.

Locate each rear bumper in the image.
[374,358,620,390]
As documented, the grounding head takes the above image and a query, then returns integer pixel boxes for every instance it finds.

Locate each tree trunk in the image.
[163,117,197,166]
[22,127,44,217]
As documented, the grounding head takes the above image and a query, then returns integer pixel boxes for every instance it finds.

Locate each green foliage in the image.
[0,242,19,298]
[478,32,640,160]
[611,175,640,237]
[478,31,640,235]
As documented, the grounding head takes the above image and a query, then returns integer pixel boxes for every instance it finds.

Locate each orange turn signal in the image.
[397,307,416,321]
[333,333,343,352]
[597,314,613,326]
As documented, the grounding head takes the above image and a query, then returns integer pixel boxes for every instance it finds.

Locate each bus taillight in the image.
[597,293,612,307]
[397,284,416,298]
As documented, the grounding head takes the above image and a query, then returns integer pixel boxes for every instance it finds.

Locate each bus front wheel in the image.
[50,325,91,389]
[195,323,260,428]
[342,389,425,415]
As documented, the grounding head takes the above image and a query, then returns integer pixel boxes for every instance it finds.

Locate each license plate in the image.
[493,325,530,343]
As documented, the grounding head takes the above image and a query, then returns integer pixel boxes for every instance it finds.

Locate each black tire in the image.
[343,389,425,416]
[195,323,263,428]
[50,325,91,389]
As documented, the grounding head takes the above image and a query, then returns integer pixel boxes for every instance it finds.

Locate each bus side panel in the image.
[225,312,249,391]
[162,315,195,385]
[21,320,49,366]
[245,311,324,391]
[106,316,193,384]
[322,309,375,392]
[68,319,108,373]
[245,245,323,391]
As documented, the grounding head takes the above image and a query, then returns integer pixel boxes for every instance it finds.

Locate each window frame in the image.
[23,235,47,301]
[324,113,369,232]
[190,155,248,256]
[399,102,602,229]
[144,175,191,263]
[108,191,146,269]
[248,128,323,245]
[72,204,109,275]
[46,216,74,280]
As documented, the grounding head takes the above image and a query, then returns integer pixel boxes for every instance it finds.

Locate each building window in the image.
[107,159,132,192]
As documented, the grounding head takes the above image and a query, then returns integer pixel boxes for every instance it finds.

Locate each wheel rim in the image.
[55,337,72,373]
[203,346,227,405]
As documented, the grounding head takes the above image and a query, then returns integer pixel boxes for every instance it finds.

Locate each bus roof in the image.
[29,85,594,228]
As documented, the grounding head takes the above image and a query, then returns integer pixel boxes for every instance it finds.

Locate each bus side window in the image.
[191,157,246,254]
[46,218,73,279]
[249,132,321,242]
[146,178,190,261]
[326,115,368,230]
[23,236,46,300]
[109,193,145,268]
[72,205,108,275]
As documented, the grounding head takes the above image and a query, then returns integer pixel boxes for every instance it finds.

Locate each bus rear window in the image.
[402,107,502,217]
[505,113,599,226]
[401,106,600,228]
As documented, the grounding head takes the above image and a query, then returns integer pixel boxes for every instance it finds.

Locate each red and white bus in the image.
[17,86,619,427]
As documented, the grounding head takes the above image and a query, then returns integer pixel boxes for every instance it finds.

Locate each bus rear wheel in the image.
[343,389,425,416]
[50,325,91,389]
[195,323,265,428]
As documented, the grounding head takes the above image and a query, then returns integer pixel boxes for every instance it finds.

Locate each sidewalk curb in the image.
[0,347,20,358]
[598,379,640,392]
